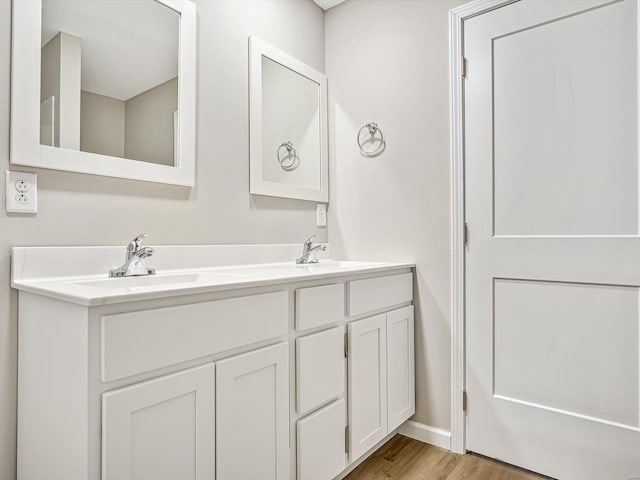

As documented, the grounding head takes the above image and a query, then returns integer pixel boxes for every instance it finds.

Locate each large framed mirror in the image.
[10,0,196,186]
[249,36,328,202]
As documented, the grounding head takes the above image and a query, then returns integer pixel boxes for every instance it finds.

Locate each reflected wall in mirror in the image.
[40,0,179,166]
[11,0,196,186]
[249,36,328,202]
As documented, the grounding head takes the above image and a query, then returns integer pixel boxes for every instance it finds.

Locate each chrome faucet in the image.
[296,235,326,264]
[109,233,156,278]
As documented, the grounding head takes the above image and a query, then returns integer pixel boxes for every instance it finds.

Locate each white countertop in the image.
[11,245,413,306]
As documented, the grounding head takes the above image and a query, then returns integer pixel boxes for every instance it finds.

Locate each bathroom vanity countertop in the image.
[11,260,414,306]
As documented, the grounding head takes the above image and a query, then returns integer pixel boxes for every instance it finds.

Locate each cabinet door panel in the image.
[296,326,345,415]
[387,306,415,431]
[348,314,387,461]
[297,399,347,480]
[216,342,289,480]
[102,364,215,480]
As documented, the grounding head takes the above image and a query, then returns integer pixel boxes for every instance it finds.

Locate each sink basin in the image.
[218,261,386,277]
[73,273,235,290]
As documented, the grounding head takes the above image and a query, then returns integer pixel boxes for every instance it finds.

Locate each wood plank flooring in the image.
[345,435,549,480]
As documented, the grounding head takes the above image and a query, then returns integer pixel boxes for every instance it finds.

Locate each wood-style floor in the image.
[345,435,549,480]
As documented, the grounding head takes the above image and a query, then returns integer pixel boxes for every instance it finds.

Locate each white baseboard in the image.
[398,420,452,451]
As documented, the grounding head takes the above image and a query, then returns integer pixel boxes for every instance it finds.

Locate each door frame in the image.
[448,0,521,454]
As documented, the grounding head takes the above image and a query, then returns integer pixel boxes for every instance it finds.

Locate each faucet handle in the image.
[131,233,148,249]
[136,247,154,259]
[303,234,316,247]
[126,233,148,259]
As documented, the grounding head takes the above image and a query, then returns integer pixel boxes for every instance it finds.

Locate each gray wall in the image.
[125,77,178,166]
[80,90,125,158]
[325,0,466,433]
[0,1,325,477]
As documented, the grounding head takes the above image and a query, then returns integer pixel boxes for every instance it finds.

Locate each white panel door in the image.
[386,306,415,431]
[465,1,640,478]
[296,398,347,480]
[348,313,387,461]
[216,342,289,480]
[102,364,215,480]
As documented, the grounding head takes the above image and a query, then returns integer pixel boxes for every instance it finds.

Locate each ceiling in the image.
[42,0,179,101]
[312,0,347,10]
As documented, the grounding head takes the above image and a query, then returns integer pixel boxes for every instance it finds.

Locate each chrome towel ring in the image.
[277,141,298,170]
[357,122,385,156]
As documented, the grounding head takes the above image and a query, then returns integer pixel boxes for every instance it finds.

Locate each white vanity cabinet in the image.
[13,248,414,480]
[347,307,415,462]
[102,342,289,480]
[346,274,416,463]
[294,272,416,476]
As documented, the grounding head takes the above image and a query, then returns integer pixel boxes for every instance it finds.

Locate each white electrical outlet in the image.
[6,171,37,213]
[316,203,327,227]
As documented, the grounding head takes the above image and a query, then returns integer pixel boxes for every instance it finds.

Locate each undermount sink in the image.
[72,272,235,289]
[223,261,384,275]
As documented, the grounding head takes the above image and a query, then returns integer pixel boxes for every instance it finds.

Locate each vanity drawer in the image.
[348,273,413,317]
[296,326,345,415]
[297,398,346,480]
[295,283,345,331]
[101,291,288,382]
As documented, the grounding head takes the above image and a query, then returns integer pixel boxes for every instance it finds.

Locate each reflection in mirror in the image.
[262,56,321,190]
[249,36,328,202]
[40,0,179,166]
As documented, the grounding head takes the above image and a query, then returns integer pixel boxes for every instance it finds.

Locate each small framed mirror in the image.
[249,36,328,202]
[10,0,196,186]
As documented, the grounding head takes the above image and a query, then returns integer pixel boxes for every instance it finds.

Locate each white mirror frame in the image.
[249,36,329,203]
[10,0,196,186]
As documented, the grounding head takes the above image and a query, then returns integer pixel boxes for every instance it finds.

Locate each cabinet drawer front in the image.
[296,326,345,415]
[296,283,345,331]
[348,273,413,317]
[102,291,288,382]
[297,399,346,480]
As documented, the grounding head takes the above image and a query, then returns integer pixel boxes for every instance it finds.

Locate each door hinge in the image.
[344,332,349,358]
[461,56,467,78]
[463,222,469,247]
[463,390,468,413]
[345,425,349,453]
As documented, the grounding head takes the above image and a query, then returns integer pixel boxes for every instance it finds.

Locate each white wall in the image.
[326,0,466,433]
[0,1,325,478]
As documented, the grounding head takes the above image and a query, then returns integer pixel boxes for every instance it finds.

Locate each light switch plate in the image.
[316,203,327,227]
[6,171,37,213]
